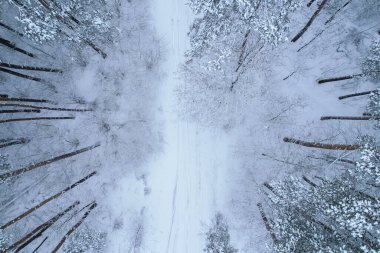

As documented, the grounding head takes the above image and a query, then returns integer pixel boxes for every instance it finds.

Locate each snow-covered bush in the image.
[204,213,238,253]
[367,91,380,128]
[362,39,380,81]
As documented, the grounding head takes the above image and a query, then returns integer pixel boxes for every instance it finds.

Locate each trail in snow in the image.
[143,0,230,252]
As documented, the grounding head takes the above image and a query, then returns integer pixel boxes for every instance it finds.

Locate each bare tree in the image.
[0,37,34,57]
[257,202,277,242]
[51,202,97,253]
[0,116,75,124]
[0,97,51,103]
[0,138,29,149]
[0,62,62,73]
[291,0,328,42]
[0,67,43,82]
[0,143,100,180]
[0,109,40,113]
[0,103,92,112]
[338,90,375,100]
[283,137,359,150]
[320,116,375,120]
[2,201,79,253]
[1,171,96,229]
[318,74,363,83]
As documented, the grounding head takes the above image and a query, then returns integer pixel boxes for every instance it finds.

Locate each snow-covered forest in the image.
[0,0,379,252]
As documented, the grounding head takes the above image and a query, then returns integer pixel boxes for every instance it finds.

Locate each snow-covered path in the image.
[143,0,230,252]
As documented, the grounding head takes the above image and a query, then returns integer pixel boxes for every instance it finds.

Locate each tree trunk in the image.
[0,97,51,103]
[318,74,362,83]
[307,0,316,7]
[236,30,250,72]
[325,0,352,25]
[339,90,375,100]
[0,67,43,82]
[321,116,374,120]
[31,237,48,253]
[0,37,34,57]
[0,109,40,113]
[0,62,62,73]
[0,171,96,229]
[291,0,328,42]
[0,21,24,37]
[0,103,92,112]
[283,137,359,150]
[0,143,100,180]
[0,138,29,149]
[0,116,75,124]
[302,175,317,187]
[51,202,97,253]
[2,201,79,253]
[257,203,278,242]
[0,94,8,98]
[14,203,79,252]
[324,155,355,165]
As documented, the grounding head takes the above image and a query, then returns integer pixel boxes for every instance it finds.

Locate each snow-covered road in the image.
[143,0,230,252]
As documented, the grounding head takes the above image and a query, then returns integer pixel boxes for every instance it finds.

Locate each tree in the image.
[187,0,302,63]
[265,136,380,253]
[367,90,380,128]
[204,213,238,253]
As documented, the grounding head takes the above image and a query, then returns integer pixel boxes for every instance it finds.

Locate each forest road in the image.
[143,0,230,252]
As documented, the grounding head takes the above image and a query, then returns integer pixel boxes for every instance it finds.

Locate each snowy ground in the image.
[142,0,231,252]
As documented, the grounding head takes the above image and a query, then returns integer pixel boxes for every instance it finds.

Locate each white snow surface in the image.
[143,0,230,252]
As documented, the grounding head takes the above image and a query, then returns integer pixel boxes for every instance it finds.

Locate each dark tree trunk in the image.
[283,137,359,150]
[297,29,325,52]
[0,143,100,180]
[292,0,328,42]
[0,37,34,57]
[0,116,75,124]
[0,103,92,112]
[0,97,51,103]
[0,171,96,229]
[0,21,24,37]
[307,0,316,7]
[0,109,40,113]
[236,30,251,72]
[325,0,352,25]
[302,176,317,187]
[51,202,97,253]
[0,94,8,98]
[0,138,29,149]
[0,62,62,73]
[321,116,374,120]
[2,201,79,253]
[31,237,48,253]
[257,203,278,242]
[318,74,362,84]
[338,90,375,100]
[0,67,43,82]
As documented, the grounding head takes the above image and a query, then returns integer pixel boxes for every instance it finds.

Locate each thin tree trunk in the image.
[302,175,317,187]
[257,203,277,243]
[0,171,96,229]
[0,116,75,124]
[324,0,352,25]
[297,29,325,52]
[283,70,297,81]
[0,37,34,57]
[2,201,79,253]
[0,103,92,112]
[0,138,29,149]
[339,90,375,100]
[0,143,100,180]
[14,203,79,252]
[0,62,62,73]
[318,74,362,83]
[0,67,43,82]
[0,97,51,103]
[0,21,24,37]
[236,30,251,72]
[31,237,48,253]
[0,109,40,113]
[283,137,359,150]
[51,202,97,253]
[307,0,317,7]
[291,0,329,42]
[321,116,374,120]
